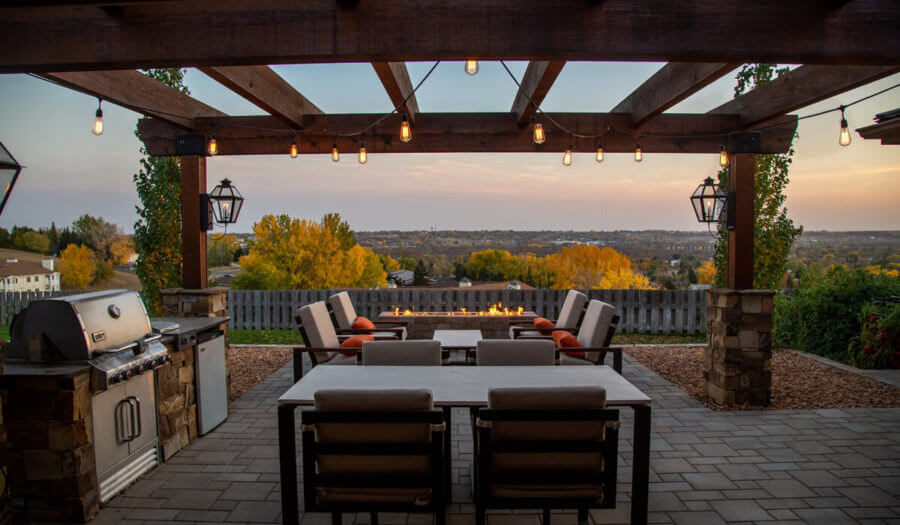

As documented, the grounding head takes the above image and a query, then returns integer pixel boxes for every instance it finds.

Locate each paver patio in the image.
[92,353,900,524]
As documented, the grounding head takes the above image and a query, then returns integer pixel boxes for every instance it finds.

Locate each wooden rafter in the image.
[857,120,900,145]
[2,1,898,72]
[511,61,566,127]
[371,62,419,124]
[612,63,739,128]
[198,65,322,129]
[41,70,226,129]
[709,65,900,128]
[138,113,798,156]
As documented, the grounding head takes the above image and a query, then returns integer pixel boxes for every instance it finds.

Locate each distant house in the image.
[0,258,61,292]
[458,277,472,288]
[388,269,415,286]
[507,280,522,290]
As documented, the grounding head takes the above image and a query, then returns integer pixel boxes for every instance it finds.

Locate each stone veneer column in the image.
[705,288,774,407]
[160,287,229,318]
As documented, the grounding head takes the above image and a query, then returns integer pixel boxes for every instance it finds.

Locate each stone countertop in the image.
[0,361,91,379]
[151,316,230,336]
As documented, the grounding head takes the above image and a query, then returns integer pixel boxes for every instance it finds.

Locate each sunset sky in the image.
[1,63,898,234]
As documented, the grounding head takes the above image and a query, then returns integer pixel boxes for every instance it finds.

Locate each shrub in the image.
[773,266,899,364]
[849,303,900,369]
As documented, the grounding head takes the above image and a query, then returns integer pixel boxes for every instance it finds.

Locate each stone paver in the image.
[93,351,900,524]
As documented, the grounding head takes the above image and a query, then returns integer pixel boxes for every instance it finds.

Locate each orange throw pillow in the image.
[338,334,374,356]
[552,330,584,358]
[352,316,377,333]
[533,317,555,335]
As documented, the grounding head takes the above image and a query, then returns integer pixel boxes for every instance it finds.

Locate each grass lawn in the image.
[0,325,8,341]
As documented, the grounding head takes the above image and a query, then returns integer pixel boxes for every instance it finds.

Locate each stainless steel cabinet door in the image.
[91,382,131,475]
[125,371,158,453]
[197,335,228,434]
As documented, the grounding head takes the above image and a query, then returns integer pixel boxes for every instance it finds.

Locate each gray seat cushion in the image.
[476,339,556,366]
[362,340,442,366]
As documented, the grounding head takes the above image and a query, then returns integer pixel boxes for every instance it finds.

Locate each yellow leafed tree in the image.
[697,261,717,285]
[59,244,96,289]
[546,245,654,290]
[109,235,135,266]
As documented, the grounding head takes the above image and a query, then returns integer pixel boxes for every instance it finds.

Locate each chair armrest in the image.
[569,346,625,373]
[506,319,533,327]
[372,320,409,327]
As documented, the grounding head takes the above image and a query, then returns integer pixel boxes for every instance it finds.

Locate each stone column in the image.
[705,289,774,407]
[160,287,228,317]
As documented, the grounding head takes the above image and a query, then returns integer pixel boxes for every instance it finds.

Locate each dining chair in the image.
[329,291,407,339]
[475,339,557,366]
[302,388,446,525]
[471,385,619,525]
[509,290,588,339]
[361,340,444,366]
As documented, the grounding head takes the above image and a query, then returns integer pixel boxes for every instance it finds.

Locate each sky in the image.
[0,62,898,234]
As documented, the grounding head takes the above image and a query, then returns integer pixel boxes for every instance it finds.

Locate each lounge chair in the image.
[329,291,407,339]
[302,388,447,525]
[509,290,588,339]
[471,386,619,525]
[475,339,557,366]
[293,301,360,381]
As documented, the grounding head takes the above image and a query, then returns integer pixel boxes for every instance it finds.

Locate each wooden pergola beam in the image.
[41,70,226,129]
[371,62,420,124]
[709,65,900,128]
[511,61,566,127]
[612,63,739,128]
[2,1,898,72]
[138,112,798,156]
[198,65,322,129]
[857,119,900,145]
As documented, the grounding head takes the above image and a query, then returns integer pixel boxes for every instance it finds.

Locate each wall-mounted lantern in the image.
[0,142,22,216]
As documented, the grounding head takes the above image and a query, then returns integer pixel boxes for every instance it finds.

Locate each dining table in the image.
[278,364,652,525]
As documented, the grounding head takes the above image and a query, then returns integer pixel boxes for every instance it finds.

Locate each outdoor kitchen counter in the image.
[0,361,91,378]
[151,316,230,349]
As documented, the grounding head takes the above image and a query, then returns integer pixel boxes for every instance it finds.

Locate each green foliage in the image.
[849,303,900,369]
[72,214,120,260]
[413,259,429,285]
[132,69,186,314]
[93,259,115,283]
[713,64,802,290]
[13,230,50,254]
[208,234,240,267]
[398,256,419,272]
[0,325,10,342]
[228,329,305,345]
[464,249,524,281]
[773,266,900,364]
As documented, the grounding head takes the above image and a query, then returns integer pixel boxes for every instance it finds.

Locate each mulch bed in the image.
[227,345,293,400]
[625,346,900,410]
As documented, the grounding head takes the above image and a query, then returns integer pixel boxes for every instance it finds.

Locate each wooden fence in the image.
[227,289,708,334]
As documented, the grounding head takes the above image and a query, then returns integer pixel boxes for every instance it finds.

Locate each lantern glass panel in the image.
[0,142,22,216]
[209,179,244,225]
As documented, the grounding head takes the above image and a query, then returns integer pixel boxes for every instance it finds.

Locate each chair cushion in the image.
[338,334,374,356]
[297,301,340,363]
[352,316,377,333]
[552,331,584,358]
[559,352,595,366]
[328,291,357,329]
[476,339,556,366]
[577,300,616,362]
[532,317,555,335]
[362,340,442,366]
[508,327,544,339]
[556,290,589,329]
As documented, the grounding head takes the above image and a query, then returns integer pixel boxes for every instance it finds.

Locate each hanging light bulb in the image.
[562,143,573,166]
[595,144,604,163]
[331,141,340,162]
[358,139,367,164]
[290,136,298,159]
[400,114,412,143]
[634,141,642,163]
[91,98,104,136]
[207,133,218,156]
[719,145,728,167]
[465,60,479,76]
[839,107,851,147]
[531,116,545,145]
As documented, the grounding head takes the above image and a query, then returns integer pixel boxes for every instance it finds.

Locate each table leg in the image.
[442,406,452,503]
[631,405,651,525]
[279,404,298,525]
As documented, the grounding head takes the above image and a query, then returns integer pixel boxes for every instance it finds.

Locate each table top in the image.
[432,329,483,349]
[279,365,651,407]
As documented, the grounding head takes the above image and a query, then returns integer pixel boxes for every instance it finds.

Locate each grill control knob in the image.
[131,364,144,375]
[119,370,132,381]
[154,355,168,366]
[108,375,119,385]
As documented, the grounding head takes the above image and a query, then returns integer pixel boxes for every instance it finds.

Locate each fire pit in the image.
[378,304,537,339]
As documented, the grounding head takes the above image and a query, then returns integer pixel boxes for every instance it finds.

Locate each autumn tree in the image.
[133,68,186,314]
[59,244,96,289]
[463,249,524,282]
[697,261,717,285]
[713,64,803,290]
[547,245,654,290]
[378,254,401,272]
[109,235,135,266]
[72,214,120,260]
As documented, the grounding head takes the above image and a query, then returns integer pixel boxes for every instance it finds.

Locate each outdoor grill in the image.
[6,289,171,502]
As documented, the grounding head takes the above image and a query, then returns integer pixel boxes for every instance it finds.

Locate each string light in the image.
[595,143,604,163]
[331,141,340,162]
[207,133,218,156]
[91,98,104,136]
[465,60,479,76]
[634,140,642,163]
[358,139,367,164]
[719,145,728,167]
[290,135,298,158]
[839,106,851,147]
[562,139,573,166]
[400,114,412,143]
[531,116,546,145]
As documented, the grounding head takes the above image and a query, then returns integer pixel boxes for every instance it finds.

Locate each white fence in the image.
[227,289,708,334]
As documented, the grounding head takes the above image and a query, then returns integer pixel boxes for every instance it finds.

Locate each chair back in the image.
[556,290,588,328]
[362,340,443,366]
[297,301,340,363]
[328,291,357,330]
[476,339,556,366]
[475,386,618,505]
[302,388,445,510]
[576,300,618,363]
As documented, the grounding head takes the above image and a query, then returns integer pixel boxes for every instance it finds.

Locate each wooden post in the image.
[727,153,754,289]
[180,155,207,289]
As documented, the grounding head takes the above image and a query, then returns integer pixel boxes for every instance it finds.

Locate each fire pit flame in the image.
[392,303,525,316]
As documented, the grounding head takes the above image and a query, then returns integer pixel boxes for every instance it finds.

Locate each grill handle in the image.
[116,399,134,443]
[127,396,142,440]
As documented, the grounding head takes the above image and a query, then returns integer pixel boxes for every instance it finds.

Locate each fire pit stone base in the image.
[378,311,538,339]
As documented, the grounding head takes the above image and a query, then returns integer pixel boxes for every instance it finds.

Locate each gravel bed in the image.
[625,345,900,410]
[227,345,293,400]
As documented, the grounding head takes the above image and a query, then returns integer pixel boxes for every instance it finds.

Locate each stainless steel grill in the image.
[7,289,170,392]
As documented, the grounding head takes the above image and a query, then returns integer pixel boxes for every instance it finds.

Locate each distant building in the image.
[458,277,472,288]
[507,280,522,290]
[388,269,415,286]
[0,258,61,292]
